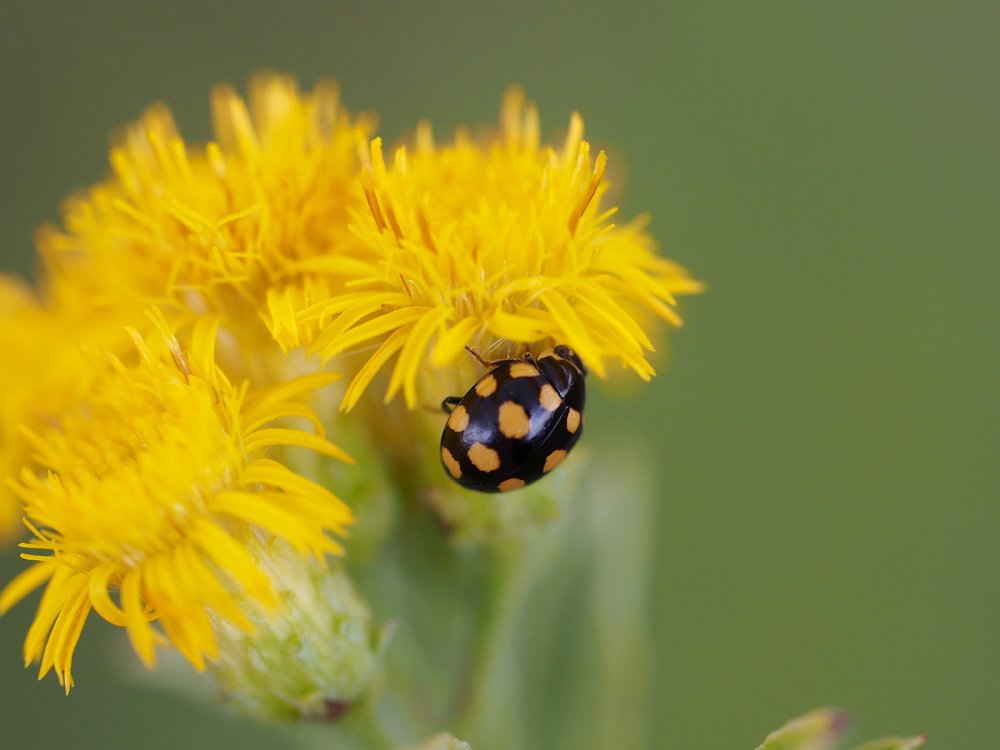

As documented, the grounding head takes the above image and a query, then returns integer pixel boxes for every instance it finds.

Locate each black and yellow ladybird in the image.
[439,345,586,493]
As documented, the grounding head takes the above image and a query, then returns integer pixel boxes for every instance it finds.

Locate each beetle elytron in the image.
[440,345,586,492]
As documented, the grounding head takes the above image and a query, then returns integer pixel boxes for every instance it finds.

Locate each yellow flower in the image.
[302,88,703,411]
[38,73,374,350]
[0,275,134,541]
[0,312,353,692]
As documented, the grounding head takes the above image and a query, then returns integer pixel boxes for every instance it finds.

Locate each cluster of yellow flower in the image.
[0,73,700,693]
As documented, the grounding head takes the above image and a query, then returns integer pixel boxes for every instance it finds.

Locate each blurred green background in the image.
[1,1,996,747]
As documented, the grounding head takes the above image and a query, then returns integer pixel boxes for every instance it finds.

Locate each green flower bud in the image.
[210,540,386,721]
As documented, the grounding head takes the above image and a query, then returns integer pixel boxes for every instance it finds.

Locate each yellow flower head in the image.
[302,88,703,411]
[38,73,374,349]
[0,313,353,691]
[0,275,135,540]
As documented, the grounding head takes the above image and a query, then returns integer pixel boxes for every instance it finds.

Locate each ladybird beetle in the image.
[439,345,586,493]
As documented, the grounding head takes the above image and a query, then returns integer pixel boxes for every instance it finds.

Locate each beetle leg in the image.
[464,345,494,368]
[441,396,463,414]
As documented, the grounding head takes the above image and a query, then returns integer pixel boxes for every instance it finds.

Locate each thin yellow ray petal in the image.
[87,562,127,627]
[619,266,682,306]
[139,559,173,623]
[293,289,384,323]
[605,279,683,325]
[211,83,258,152]
[293,255,381,279]
[38,582,90,689]
[182,546,254,634]
[538,289,606,377]
[264,288,300,347]
[658,276,706,295]
[0,561,56,615]
[430,315,482,367]
[213,492,311,536]
[199,588,253,637]
[182,607,219,664]
[486,308,551,342]
[244,428,354,465]
[575,307,655,379]
[242,402,325,436]
[340,326,409,412]
[150,551,219,669]
[307,292,412,356]
[157,609,208,672]
[121,569,157,668]
[23,567,76,666]
[245,489,352,533]
[52,586,92,692]
[241,372,339,426]
[573,301,646,363]
[386,306,452,408]
[148,558,212,669]
[600,266,684,323]
[314,306,430,363]
[144,552,191,621]
[263,499,351,539]
[242,459,348,513]
[213,492,318,553]
[35,585,79,679]
[189,520,276,609]
[578,283,655,350]
[150,554,221,668]
[491,275,558,301]
[188,314,222,378]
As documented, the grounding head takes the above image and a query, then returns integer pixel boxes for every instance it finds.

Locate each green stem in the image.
[453,540,531,745]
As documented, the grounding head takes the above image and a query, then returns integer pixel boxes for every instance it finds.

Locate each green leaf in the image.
[757,709,852,750]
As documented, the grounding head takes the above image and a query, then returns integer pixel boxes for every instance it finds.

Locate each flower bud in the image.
[210,541,385,721]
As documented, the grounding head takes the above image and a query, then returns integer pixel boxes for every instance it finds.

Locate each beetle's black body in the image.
[440,346,586,493]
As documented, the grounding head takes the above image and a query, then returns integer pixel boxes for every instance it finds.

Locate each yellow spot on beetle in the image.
[447,404,469,432]
[475,374,497,396]
[498,478,526,492]
[539,384,562,412]
[498,401,531,438]
[509,362,540,378]
[468,442,501,472]
[543,449,568,473]
[442,447,462,478]
[566,407,581,434]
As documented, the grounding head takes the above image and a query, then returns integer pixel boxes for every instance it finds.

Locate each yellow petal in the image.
[386,306,452,408]
[431,316,483,367]
[0,561,55,616]
[340,327,410,412]
[244,428,354,465]
[486,308,551,342]
[314,306,430,363]
[121,569,157,668]
[87,563,127,627]
[538,289,606,377]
